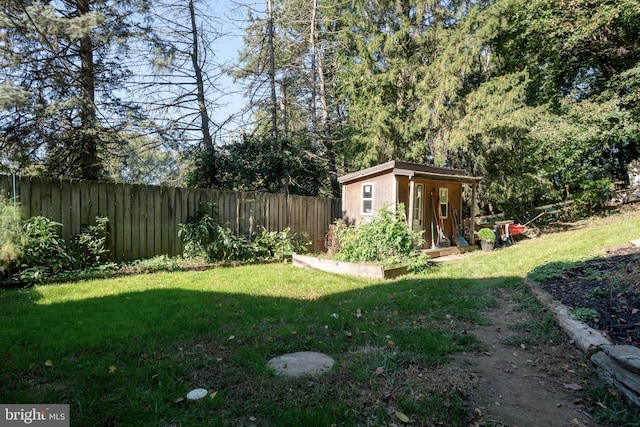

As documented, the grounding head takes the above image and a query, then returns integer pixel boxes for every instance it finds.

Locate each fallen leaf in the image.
[395,411,409,423]
[356,308,362,318]
[248,416,257,422]
[608,388,619,397]
[108,365,117,373]
[210,390,218,399]
[570,418,586,427]
[228,335,235,340]
[44,359,53,367]
[563,383,583,391]
[375,366,384,375]
[173,397,184,403]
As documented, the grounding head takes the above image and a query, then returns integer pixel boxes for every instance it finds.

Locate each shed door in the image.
[412,183,424,231]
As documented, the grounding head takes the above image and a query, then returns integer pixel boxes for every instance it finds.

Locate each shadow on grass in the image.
[0,269,519,426]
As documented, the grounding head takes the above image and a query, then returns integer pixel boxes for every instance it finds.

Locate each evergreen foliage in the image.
[1,0,638,217]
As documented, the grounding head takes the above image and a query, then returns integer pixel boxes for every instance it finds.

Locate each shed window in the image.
[439,187,448,219]
[362,183,373,215]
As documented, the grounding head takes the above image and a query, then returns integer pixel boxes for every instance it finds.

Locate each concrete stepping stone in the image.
[266,351,334,377]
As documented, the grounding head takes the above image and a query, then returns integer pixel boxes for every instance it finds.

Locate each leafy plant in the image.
[251,227,309,260]
[73,216,110,268]
[20,216,74,282]
[571,307,599,322]
[178,202,252,262]
[527,260,576,282]
[335,203,424,263]
[477,228,496,244]
[402,252,432,274]
[129,255,180,273]
[586,287,609,301]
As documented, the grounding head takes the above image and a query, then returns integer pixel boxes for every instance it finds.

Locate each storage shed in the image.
[338,160,482,251]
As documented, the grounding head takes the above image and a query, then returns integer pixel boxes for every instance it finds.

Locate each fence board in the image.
[153,185,162,257]
[146,185,156,259]
[123,184,132,261]
[30,177,42,219]
[105,182,117,260]
[60,180,72,244]
[1,174,340,261]
[113,183,125,262]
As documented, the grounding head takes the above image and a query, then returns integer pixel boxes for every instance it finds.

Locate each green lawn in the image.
[2,209,640,426]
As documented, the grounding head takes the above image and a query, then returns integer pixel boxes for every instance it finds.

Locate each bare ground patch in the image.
[454,291,604,427]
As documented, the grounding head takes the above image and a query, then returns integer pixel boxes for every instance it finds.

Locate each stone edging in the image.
[524,277,640,407]
[524,278,612,353]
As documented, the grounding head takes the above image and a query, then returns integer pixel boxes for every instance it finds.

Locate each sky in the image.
[207,1,253,139]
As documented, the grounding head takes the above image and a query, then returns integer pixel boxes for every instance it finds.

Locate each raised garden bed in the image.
[292,253,408,279]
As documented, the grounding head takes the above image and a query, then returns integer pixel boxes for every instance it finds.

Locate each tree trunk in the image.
[317,40,340,199]
[309,0,318,145]
[77,0,100,180]
[266,0,278,144]
[188,0,214,151]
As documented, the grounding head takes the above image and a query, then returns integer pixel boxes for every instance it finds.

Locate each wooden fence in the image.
[0,174,341,262]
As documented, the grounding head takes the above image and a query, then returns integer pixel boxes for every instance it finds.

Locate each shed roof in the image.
[338,160,482,185]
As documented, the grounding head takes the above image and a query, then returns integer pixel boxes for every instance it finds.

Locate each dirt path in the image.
[455,292,602,427]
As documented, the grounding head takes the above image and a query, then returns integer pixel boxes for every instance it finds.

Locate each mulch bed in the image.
[539,242,640,346]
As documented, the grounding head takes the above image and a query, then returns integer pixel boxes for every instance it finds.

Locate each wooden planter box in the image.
[292,253,407,280]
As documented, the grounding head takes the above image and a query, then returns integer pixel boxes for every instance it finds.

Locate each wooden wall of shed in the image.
[341,172,396,225]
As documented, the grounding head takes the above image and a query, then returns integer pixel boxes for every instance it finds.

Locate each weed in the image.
[129,255,181,273]
[587,286,610,300]
[583,385,640,426]
[73,216,110,267]
[571,307,600,322]
[527,260,576,282]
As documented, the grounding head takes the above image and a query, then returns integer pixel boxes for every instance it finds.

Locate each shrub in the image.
[251,227,310,260]
[335,203,424,263]
[20,216,74,282]
[179,202,252,262]
[73,216,110,268]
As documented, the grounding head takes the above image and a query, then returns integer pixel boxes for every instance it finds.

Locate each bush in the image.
[335,204,424,263]
[179,202,252,262]
[20,216,74,282]
[251,227,309,260]
[73,216,110,268]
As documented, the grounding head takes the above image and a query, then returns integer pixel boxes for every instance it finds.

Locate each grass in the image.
[2,208,640,426]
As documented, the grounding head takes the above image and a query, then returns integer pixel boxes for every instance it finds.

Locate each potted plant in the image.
[477,228,496,251]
